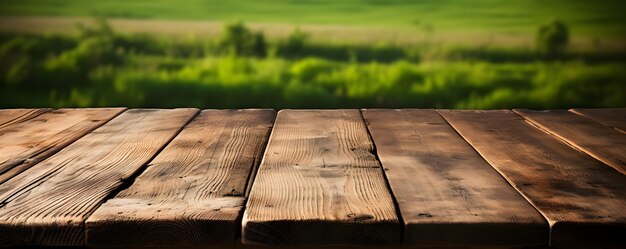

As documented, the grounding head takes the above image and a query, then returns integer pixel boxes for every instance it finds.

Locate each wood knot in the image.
[418,213,433,218]
[347,213,374,222]
[224,189,242,196]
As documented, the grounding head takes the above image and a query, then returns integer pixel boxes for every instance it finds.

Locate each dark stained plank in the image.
[363,109,548,247]
[86,109,275,247]
[570,108,626,133]
[439,110,626,248]
[0,108,126,184]
[0,108,198,246]
[0,108,50,129]
[515,109,626,175]
[242,110,400,246]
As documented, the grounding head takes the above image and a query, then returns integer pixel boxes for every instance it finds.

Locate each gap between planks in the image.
[0,108,126,184]
[359,109,407,246]
[0,108,51,129]
[569,108,626,134]
[514,109,626,175]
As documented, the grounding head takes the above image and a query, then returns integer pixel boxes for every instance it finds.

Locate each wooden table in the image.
[0,108,624,248]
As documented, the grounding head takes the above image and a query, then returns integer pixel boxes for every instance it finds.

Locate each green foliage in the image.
[290,58,334,82]
[219,22,266,57]
[536,20,570,56]
[0,27,624,109]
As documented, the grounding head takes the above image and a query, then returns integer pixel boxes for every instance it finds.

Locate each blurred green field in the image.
[0,1,624,109]
[1,23,624,109]
[1,0,625,37]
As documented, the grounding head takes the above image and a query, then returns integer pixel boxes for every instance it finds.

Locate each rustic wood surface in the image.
[242,110,401,245]
[515,109,626,175]
[0,108,197,246]
[0,108,624,248]
[0,108,50,129]
[363,109,548,247]
[86,109,275,247]
[439,110,626,248]
[570,108,626,133]
[0,108,125,184]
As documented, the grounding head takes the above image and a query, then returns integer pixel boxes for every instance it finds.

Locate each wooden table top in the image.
[0,108,624,248]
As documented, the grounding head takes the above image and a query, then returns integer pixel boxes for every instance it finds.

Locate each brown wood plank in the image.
[0,108,126,184]
[439,110,626,248]
[85,109,275,247]
[515,109,626,175]
[363,109,548,247]
[242,110,400,246]
[570,108,626,133]
[0,108,50,129]
[0,108,198,246]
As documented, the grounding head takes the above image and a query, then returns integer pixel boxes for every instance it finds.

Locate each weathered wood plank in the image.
[439,110,626,248]
[242,110,400,245]
[515,109,626,175]
[86,109,275,247]
[0,108,125,184]
[570,108,626,133]
[363,109,548,247]
[0,108,50,129]
[0,108,198,246]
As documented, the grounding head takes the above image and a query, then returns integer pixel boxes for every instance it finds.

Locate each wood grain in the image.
[0,108,50,129]
[0,108,125,184]
[363,109,547,247]
[242,110,400,246]
[0,108,198,246]
[515,109,626,175]
[439,110,626,248]
[86,109,275,247]
[570,108,626,134]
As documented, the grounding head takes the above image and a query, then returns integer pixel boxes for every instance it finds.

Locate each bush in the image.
[282,28,308,56]
[536,20,569,57]
[218,22,266,57]
[252,32,267,57]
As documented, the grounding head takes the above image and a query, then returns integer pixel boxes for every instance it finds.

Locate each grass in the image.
[0,0,625,37]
